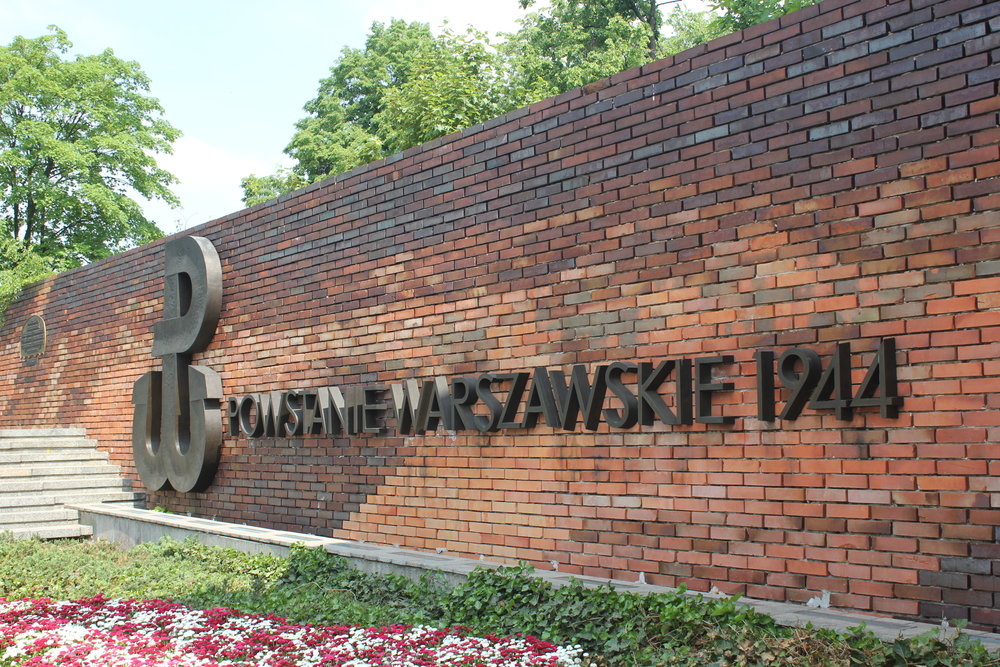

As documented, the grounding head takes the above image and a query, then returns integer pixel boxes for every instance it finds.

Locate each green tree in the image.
[283,19,441,180]
[318,20,438,140]
[240,169,308,208]
[374,28,526,151]
[711,0,817,33]
[660,6,726,54]
[241,20,440,203]
[284,105,383,184]
[501,1,728,98]
[0,238,50,321]
[516,0,674,61]
[0,27,178,269]
[242,21,524,206]
[502,1,657,98]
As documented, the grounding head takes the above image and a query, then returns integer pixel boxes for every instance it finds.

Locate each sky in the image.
[3,0,709,235]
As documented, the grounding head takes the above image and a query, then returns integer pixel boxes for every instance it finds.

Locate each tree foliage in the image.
[710,0,816,33]
[0,27,177,269]
[242,0,817,206]
[289,20,439,181]
[241,169,309,209]
[501,5,655,99]
[243,20,528,204]
[375,28,526,151]
[662,6,727,54]
[0,238,50,321]
[515,0,673,71]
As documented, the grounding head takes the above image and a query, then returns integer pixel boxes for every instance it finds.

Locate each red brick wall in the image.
[2,0,999,628]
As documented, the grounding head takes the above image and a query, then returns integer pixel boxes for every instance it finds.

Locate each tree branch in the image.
[24,197,35,243]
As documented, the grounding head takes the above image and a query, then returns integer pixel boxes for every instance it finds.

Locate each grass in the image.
[0,533,997,666]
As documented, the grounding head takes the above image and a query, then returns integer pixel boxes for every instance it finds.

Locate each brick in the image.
[940,557,993,574]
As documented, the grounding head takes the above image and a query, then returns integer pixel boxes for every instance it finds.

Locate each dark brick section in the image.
[1,0,999,631]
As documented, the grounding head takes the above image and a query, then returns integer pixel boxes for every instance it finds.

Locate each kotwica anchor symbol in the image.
[131,236,223,492]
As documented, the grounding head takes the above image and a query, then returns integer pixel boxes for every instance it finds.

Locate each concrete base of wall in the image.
[73,502,1000,651]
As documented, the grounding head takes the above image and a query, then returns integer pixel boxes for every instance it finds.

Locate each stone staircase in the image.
[0,428,143,539]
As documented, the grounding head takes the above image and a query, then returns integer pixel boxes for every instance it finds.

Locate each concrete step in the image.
[0,491,141,510]
[0,444,103,455]
[0,475,130,494]
[0,428,136,540]
[0,507,80,526]
[0,462,120,479]
[0,437,99,450]
[0,428,87,438]
[0,449,109,464]
[0,446,108,462]
[5,523,94,539]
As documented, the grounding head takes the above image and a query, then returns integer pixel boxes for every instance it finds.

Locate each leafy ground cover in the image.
[0,534,997,666]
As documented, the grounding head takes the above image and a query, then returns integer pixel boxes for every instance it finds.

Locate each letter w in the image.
[390,380,423,435]
[257,391,287,437]
[549,365,608,431]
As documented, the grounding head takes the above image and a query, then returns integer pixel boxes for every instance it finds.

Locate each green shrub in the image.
[0,534,257,602]
[181,543,441,627]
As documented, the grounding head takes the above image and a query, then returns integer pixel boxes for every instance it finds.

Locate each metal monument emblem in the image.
[20,314,46,364]
[131,236,223,492]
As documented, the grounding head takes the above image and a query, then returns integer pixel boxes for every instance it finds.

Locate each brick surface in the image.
[0,0,998,632]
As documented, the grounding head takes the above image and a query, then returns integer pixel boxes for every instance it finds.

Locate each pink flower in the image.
[0,597,588,666]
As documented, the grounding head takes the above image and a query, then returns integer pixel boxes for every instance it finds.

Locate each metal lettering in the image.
[638,360,692,426]
[300,390,326,435]
[474,375,503,432]
[131,236,223,493]
[604,362,638,429]
[390,380,422,435]
[549,365,608,431]
[521,367,558,429]
[497,373,530,429]
[283,391,304,437]
[362,385,388,434]
[450,378,479,431]
[695,356,735,425]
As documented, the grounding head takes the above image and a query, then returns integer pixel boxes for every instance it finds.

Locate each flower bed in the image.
[0,597,588,666]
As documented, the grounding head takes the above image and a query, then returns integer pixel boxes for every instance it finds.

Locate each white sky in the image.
[2,0,711,234]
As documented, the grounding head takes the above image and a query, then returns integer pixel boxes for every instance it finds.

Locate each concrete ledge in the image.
[0,428,87,437]
[73,503,1000,652]
[73,503,334,555]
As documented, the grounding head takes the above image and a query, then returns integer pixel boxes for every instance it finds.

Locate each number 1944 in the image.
[754,338,901,422]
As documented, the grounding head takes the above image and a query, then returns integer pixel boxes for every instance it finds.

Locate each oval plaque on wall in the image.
[20,314,46,364]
